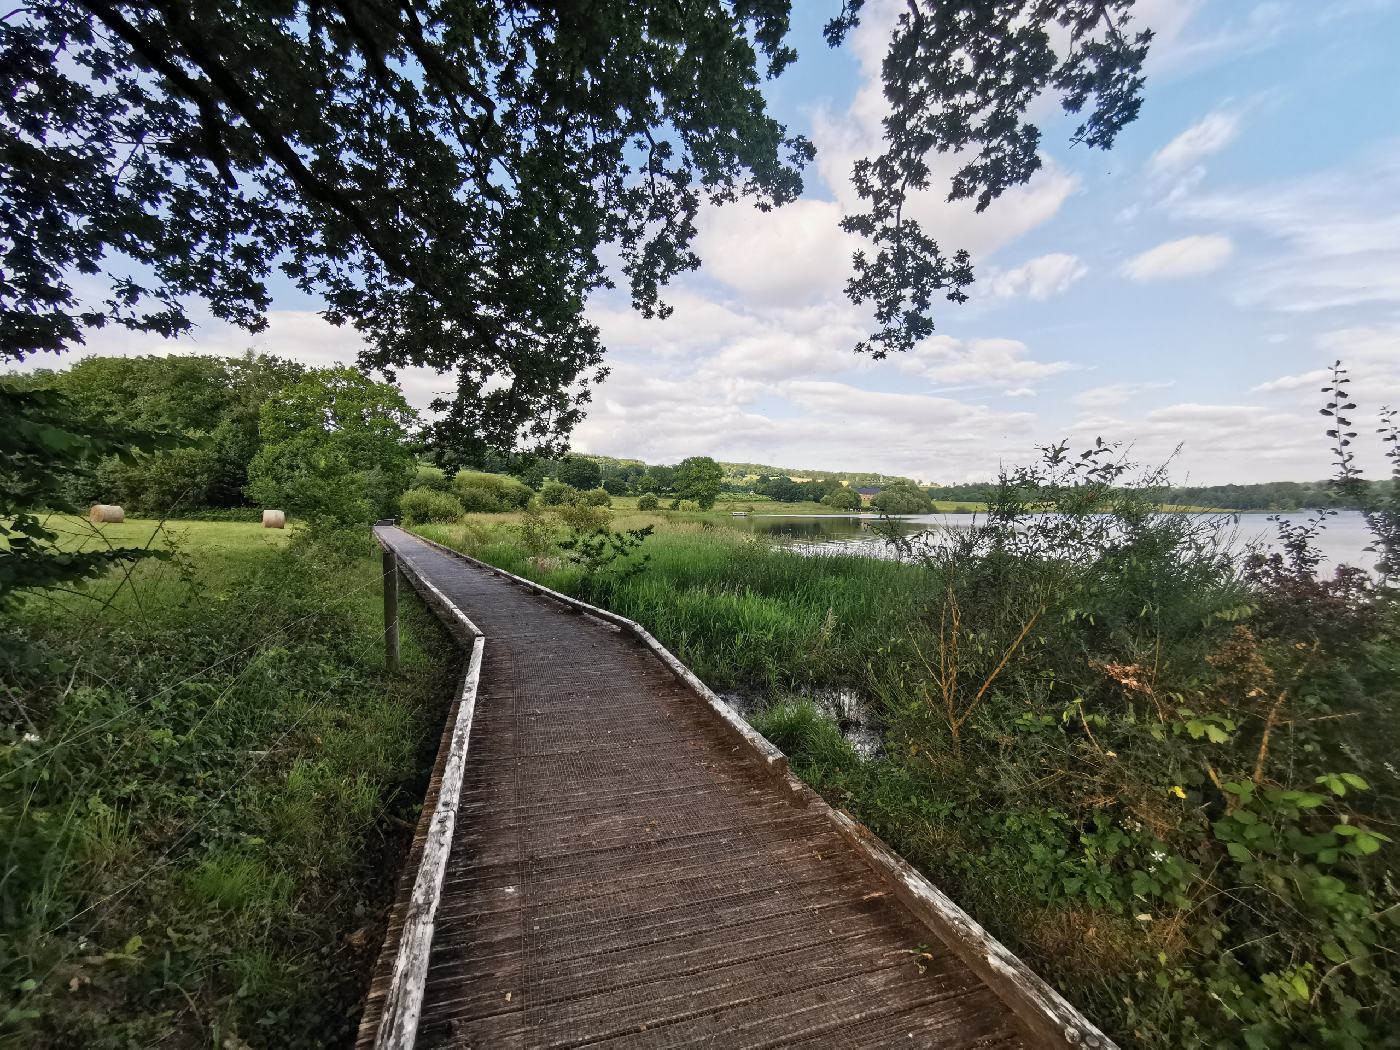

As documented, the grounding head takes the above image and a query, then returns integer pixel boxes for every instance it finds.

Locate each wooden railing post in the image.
[383,548,400,673]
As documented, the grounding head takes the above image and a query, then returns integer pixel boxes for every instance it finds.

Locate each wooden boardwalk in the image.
[358,527,1113,1049]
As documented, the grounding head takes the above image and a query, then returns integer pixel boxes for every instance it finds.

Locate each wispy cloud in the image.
[1124,235,1234,281]
[1149,112,1241,180]
[982,254,1088,301]
[1175,146,1400,311]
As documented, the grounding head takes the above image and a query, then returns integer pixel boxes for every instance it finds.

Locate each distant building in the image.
[855,486,882,504]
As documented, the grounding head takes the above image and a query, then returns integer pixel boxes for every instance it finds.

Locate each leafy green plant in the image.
[539,481,578,507]
[555,501,610,533]
[399,486,465,525]
[558,524,653,583]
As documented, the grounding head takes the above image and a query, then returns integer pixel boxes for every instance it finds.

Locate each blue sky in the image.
[65,0,1400,484]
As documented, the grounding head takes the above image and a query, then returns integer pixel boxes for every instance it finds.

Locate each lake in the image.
[729,510,1381,577]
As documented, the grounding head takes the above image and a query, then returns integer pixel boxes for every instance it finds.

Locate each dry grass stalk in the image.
[920,586,1042,756]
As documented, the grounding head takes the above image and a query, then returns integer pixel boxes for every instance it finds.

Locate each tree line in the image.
[924,479,1392,512]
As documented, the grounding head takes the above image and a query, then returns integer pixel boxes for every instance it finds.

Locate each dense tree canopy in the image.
[34,353,306,511]
[4,0,1151,457]
[873,481,932,514]
[246,367,418,523]
[672,455,724,509]
[556,456,603,491]
[3,0,811,457]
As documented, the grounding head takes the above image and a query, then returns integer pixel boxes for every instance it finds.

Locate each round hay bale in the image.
[89,504,124,524]
[262,509,286,529]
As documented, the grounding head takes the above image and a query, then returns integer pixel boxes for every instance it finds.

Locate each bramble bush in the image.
[836,380,1400,1047]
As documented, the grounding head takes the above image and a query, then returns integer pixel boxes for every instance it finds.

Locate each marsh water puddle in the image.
[720,687,884,760]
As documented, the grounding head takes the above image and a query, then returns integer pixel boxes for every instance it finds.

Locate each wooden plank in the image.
[386,526,1118,1049]
[402,531,789,774]
[373,633,485,1048]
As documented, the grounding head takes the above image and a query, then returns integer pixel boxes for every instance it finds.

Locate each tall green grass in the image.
[417,522,933,688]
[1,519,454,1047]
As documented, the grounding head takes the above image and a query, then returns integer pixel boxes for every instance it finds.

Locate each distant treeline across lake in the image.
[919,480,1394,512]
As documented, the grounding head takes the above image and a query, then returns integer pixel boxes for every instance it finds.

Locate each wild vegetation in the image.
[411,382,1400,1049]
[0,518,453,1046]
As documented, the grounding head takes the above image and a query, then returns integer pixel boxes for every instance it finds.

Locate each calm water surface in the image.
[729,510,1379,576]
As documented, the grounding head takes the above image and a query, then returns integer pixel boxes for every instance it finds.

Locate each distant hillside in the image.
[578,453,915,488]
[714,461,917,487]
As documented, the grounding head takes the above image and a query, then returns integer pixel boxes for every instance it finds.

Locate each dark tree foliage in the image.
[0,384,174,605]
[672,455,724,509]
[3,1,1152,456]
[826,0,1151,356]
[556,456,603,491]
[33,353,307,510]
[2,0,811,458]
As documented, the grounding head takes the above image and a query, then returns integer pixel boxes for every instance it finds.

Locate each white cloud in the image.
[1252,369,1333,394]
[1315,324,1400,365]
[1252,326,1400,404]
[589,291,756,357]
[896,335,1076,394]
[1145,111,1242,201]
[692,199,859,308]
[982,254,1087,300]
[1124,235,1234,281]
[1073,380,1177,407]
[1149,112,1241,179]
[1173,147,1400,311]
[1142,2,1289,76]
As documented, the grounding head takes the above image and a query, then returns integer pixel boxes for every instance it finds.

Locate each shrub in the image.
[455,486,505,513]
[452,470,531,509]
[582,487,612,507]
[413,464,451,491]
[516,503,555,557]
[637,493,659,511]
[539,481,577,507]
[556,501,610,532]
[670,498,699,512]
[399,486,464,524]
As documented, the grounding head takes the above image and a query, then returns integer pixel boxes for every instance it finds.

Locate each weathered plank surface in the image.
[359,526,1112,1049]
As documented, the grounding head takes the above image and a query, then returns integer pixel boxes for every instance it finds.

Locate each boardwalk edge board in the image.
[380,526,1118,1050]
[360,530,485,1050]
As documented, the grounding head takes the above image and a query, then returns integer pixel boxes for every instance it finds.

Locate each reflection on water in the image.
[731,510,1380,576]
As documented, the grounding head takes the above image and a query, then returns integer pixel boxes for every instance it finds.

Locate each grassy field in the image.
[2,518,454,1047]
[413,506,1400,1049]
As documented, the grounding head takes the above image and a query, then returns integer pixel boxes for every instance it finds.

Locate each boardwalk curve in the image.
[359,526,1114,1049]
